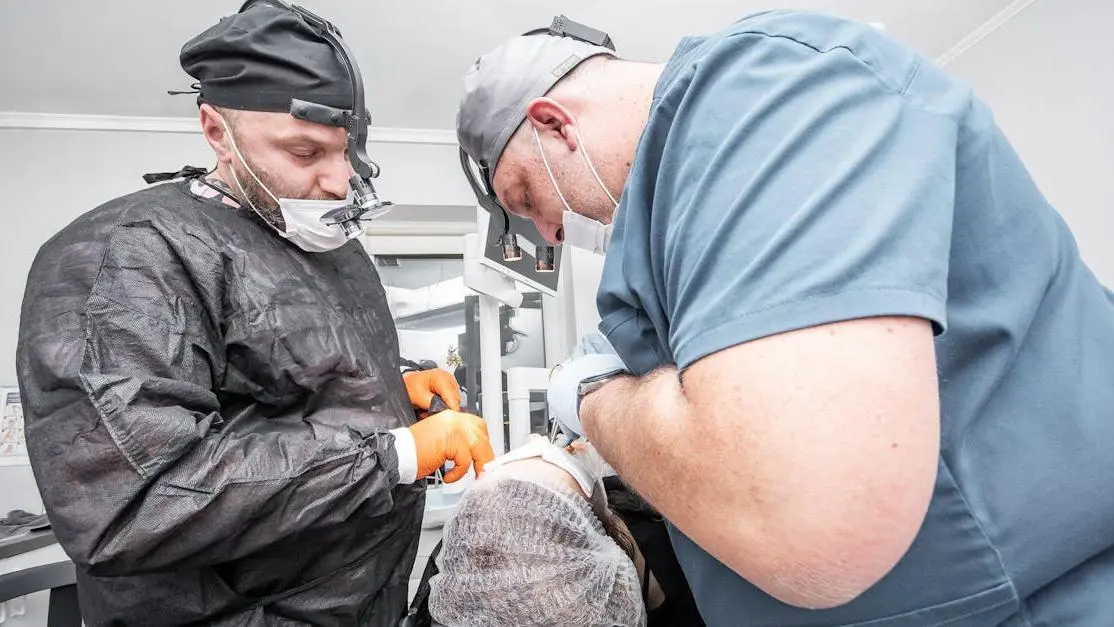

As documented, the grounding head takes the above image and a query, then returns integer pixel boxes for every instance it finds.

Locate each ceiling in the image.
[1,0,1020,131]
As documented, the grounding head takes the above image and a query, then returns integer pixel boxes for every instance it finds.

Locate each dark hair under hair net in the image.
[428,477,646,627]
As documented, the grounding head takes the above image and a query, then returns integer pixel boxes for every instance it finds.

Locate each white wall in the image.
[0,464,43,513]
[943,0,1114,284]
[0,127,208,387]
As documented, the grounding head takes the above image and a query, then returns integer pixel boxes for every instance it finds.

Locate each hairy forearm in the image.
[580,368,782,590]
[581,368,703,526]
[579,362,924,609]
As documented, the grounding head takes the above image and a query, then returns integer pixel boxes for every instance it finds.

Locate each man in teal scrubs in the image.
[455,10,1114,626]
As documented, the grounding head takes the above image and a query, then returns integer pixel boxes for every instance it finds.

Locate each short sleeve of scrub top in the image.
[597,24,958,375]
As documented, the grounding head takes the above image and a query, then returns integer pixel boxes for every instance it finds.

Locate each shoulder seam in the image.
[901,57,925,97]
[722,30,918,100]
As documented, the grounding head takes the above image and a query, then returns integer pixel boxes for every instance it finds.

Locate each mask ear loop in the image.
[220,117,286,233]
[532,125,574,213]
[574,128,619,209]
[534,124,621,212]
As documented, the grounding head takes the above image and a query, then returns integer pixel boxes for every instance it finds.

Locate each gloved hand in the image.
[403,368,462,413]
[393,410,494,483]
[547,331,629,440]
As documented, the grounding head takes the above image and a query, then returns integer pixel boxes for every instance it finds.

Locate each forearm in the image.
[581,366,895,609]
[581,368,705,527]
[580,368,775,568]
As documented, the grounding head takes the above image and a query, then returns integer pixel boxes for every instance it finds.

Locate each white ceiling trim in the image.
[0,111,457,145]
[936,0,1042,67]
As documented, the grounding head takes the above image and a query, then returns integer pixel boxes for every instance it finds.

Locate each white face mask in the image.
[532,125,618,255]
[221,118,361,253]
[484,434,604,498]
[562,210,614,256]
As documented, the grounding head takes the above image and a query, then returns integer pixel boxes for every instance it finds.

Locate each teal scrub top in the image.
[597,10,1114,626]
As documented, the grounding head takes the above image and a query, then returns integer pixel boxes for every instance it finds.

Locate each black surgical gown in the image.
[16,179,423,626]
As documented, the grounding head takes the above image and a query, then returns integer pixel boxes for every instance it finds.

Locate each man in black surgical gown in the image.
[15,4,493,625]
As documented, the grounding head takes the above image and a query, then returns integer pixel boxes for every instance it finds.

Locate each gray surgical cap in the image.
[456,33,617,172]
[428,477,645,627]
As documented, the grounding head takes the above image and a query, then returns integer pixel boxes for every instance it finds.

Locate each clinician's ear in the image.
[525,98,579,152]
[198,104,234,165]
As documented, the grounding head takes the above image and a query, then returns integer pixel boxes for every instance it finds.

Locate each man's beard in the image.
[229,156,287,230]
[226,150,347,231]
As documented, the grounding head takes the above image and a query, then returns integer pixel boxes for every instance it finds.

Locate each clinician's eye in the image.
[289,149,318,161]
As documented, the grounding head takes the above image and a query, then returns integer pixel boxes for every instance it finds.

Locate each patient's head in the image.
[428,438,647,627]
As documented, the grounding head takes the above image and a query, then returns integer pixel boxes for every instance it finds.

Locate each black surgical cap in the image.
[179,2,352,113]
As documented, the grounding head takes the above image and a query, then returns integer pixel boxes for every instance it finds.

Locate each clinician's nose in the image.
[320,152,353,200]
[534,218,564,246]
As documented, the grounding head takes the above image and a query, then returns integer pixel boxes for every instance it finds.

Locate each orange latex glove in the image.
[403,369,462,413]
[410,410,495,482]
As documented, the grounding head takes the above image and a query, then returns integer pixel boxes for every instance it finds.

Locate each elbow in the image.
[77,544,135,578]
[62,545,118,577]
[717,494,932,610]
[82,559,120,579]
[736,531,918,610]
[81,544,172,578]
[72,527,155,577]
[759,553,891,610]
